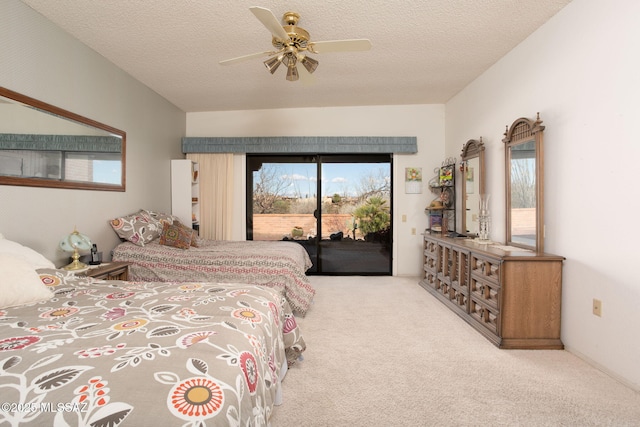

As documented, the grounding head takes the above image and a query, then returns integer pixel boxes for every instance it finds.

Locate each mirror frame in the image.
[503,113,544,252]
[0,87,126,191]
[460,138,485,236]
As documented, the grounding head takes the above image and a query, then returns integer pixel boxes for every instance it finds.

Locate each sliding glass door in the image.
[247,154,392,275]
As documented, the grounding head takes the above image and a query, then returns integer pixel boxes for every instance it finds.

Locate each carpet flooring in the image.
[270,276,640,426]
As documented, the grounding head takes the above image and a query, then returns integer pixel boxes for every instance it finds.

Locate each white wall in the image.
[187,104,445,276]
[0,0,186,265]
[445,0,640,389]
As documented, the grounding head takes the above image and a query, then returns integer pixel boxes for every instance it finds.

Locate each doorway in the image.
[247,154,392,275]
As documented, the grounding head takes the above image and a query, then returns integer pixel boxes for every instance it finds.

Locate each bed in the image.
[109,210,316,316]
[0,259,305,426]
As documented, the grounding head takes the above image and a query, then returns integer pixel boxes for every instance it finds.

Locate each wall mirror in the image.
[460,138,485,236]
[503,113,544,252]
[0,87,126,191]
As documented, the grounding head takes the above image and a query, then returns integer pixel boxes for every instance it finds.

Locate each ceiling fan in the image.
[219,7,372,81]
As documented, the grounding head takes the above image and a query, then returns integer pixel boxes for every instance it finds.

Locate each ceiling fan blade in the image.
[219,51,276,66]
[249,6,290,42]
[309,39,372,54]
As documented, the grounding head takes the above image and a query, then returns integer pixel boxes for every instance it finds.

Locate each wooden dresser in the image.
[419,234,564,349]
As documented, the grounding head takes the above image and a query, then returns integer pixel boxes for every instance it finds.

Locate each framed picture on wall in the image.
[405,167,422,194]
[439,164,454,186]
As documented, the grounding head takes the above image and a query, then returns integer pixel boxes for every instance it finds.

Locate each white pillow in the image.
[0,238,55,269]
[0,254,54,308]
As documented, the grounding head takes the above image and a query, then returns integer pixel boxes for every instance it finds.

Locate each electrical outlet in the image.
[593,299,602,317]
[402,214,407,222]
[411,227,416,235]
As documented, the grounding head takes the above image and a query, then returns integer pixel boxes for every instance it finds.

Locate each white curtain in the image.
[186,153,234,240]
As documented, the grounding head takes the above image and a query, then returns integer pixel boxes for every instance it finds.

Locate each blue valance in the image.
[0,133,122,153]
[182,136,417,154]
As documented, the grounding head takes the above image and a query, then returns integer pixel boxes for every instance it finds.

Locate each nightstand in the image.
[81,262,131,281]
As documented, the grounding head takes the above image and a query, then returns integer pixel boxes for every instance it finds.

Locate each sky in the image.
[268,162,391,198]
[93,160,121,184]
[95,159,390,195]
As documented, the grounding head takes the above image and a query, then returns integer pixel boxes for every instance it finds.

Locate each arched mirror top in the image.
[461,137,485,161]
[460,138,485,236]
[503,113,544,252]
[0,87,126,191]
[503,114,545,144]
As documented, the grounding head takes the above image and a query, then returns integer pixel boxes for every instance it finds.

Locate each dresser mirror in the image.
[460,138,485,236]
[503,114,544,252]
[0,87,126,191]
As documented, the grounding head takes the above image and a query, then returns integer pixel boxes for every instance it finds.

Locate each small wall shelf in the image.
[426,159,456,234]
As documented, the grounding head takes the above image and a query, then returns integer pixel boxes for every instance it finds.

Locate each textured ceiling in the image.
[20,0,572,113]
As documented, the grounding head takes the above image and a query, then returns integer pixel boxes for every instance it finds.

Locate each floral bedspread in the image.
[0,268,305,426]
[112,240,315,316]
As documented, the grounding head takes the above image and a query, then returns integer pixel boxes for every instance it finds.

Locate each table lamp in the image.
[59,228,92,270]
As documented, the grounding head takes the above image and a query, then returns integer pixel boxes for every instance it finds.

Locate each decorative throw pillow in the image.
[0,254,53,308]
[0,238,55,269]
[109,210,160,246]
[141,209,180,227]
[159,222,194,250]
[173,221,201,247]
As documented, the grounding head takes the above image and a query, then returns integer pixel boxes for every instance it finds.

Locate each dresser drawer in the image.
[435,276,449,297]
[470,253,501,285]
[450,286,469,313]
[424,238,438,256]
[469,297,499,335]
[424,253,437,271]
[469,277,500,310]
[451,249,470,289]
[422,269,437,289]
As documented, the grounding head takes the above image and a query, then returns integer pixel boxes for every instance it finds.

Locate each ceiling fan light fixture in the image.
[286,65,299,81]
[220,8,371,83]
[300,55,319,74]
[264,56,282,74]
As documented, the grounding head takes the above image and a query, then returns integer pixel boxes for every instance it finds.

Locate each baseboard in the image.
[564,345,640,392]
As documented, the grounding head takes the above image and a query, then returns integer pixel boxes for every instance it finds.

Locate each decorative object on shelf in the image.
[291,226,304,237]
[404,167,422,194]
[428,167,440,189]
[440,186,453,208]
[439,161,455,186]
[427,199,443,210]
[90,244,102,265]
[477,193,491,243]
[59,228,92,270]
[429,214,442,232]
[441,213,449,235]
